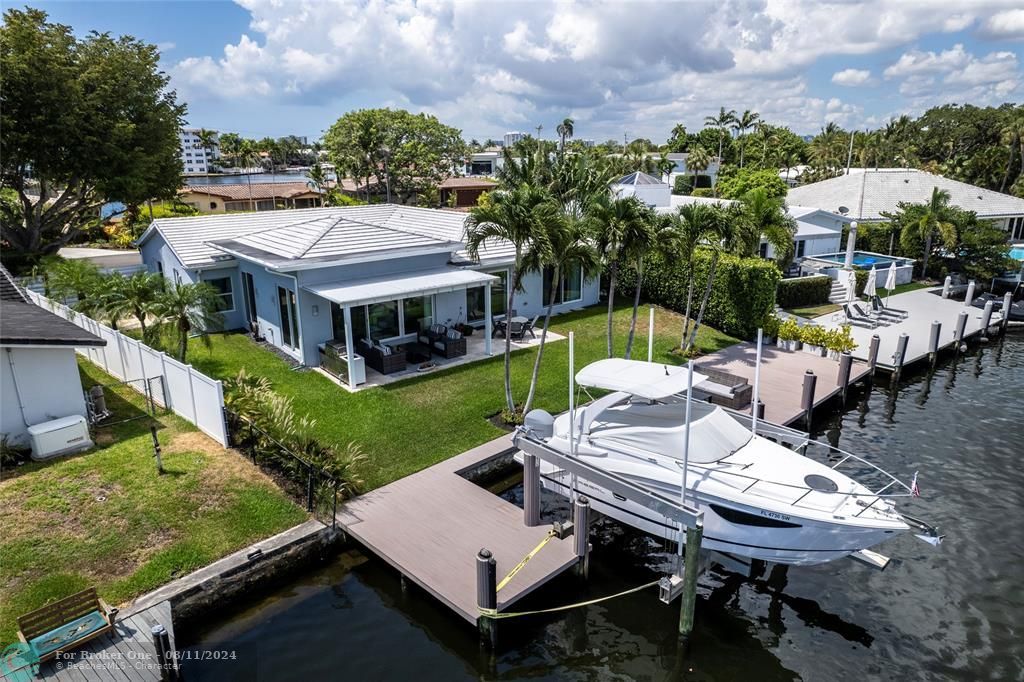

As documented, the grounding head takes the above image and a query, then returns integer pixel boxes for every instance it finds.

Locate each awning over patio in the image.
[302,267,498,307]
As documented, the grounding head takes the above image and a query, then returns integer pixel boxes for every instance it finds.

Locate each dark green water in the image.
[181,333,1024,681]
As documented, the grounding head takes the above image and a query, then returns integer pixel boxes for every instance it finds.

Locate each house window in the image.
[206,276,234,312]
[155,261,164,276]
[758,242,769,258]
[795,240,806,258]
[225,201,249,212]
[402,295,433,334]
[542,263,584,306]
[367,301,400,340]
[173,270,182,286]
[470,161,493,175]
[210,202,218,209]
[467,269,508,323]
[278,286,298,349]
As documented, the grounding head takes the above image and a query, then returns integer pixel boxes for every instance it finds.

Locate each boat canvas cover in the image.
[589,401,752,464]
[575,359,707,400]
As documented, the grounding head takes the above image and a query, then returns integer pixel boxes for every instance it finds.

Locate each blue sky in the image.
[27,1,1024,143]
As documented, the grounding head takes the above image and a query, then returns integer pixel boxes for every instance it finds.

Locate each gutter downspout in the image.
[276,270,306,366]
[5,348,29,428]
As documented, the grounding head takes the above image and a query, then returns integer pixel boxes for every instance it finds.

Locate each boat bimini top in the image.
[575,359,708,400]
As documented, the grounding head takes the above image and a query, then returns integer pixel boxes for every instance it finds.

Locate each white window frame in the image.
[543,263,584,306]
[205,275,235,313]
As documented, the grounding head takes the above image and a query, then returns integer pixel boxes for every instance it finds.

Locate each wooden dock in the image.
[695,341,871,426]
[813,286,1003,371]
[335,435,579,624]
[0,601,177,682]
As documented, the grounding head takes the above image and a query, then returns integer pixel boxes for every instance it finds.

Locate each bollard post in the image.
[476,549,497,648]
[150,425,164,475]
[954,310,968,348]
[964,280,976,306]
[928,321,942,363]
[867,334,880,376]
[837,352,853,402]
[1002,292,1014,332]
[678,523,704,640]
[942,275,952,298]
[980,300,995,337]
[753,400,765,421]
[800,370,817,430]
[523,453,540,527]
[573,496,591,578]
[151,623,179,681]
[893,333,909,377]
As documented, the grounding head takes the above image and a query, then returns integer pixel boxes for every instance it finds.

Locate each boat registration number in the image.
[761,510,792,521]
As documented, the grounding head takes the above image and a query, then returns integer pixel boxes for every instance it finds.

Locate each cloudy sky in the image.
[32,0,1024,143]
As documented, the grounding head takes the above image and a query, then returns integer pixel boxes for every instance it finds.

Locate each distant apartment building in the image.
[179,128,220,176]
[503,131,527,147]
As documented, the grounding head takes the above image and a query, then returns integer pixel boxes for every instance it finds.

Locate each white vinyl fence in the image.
[26,291,228,446]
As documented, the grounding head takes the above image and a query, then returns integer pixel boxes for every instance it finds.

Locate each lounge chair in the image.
[841,303,879,329]
[870,295,909,319]
[852,301,895,325]
[18,588,117,664]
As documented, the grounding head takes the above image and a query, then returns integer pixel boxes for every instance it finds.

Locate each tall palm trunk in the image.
[999,139,1017,192]
[501,264,521,414]
[739,135,745,168]
[177,317,189,362]
[681,266,694,348]
[606,260,618,358]
[135,310,148,340]
[625,258,645,359]
[922,231,933,278]
[523,265,560,414]
[684,251,720,354]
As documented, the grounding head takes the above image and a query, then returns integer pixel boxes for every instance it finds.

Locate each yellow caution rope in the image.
[496,529,558,592]
[480,579,661,620]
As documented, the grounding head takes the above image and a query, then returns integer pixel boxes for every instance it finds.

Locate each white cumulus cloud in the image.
[832,68,874,87]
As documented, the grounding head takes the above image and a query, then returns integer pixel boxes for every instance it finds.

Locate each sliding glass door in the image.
[542,263,584,306]
[467,269,508,324]
[277,286,299,349]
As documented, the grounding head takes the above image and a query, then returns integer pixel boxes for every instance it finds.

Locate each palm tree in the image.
[153,282,224,362]
[46,258,103,314]
[104,271,163,340]
[307,162,328,207]
[238,140,261,210]
[521,215,599,413]
[664,203,726,348]
[625,209,676,359]
[197,129,218,172]
[556,118,575,156]
[915,187,955,277]
[686,145,711,190]
[729,188,798,266]
[733,110,761,168]
[466,184,556,414]
[704,107,736,168]
[654,152,675,180]
[588,194,651,358]
[998,109,1024,192]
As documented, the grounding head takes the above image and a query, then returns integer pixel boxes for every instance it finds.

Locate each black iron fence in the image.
[223,408,340,528]
[85,376,167,428]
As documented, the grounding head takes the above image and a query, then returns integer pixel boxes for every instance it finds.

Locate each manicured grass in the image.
[0,360,307,645]
[887,280,934,296]
[185,303,737,491]
[785,302,842,319]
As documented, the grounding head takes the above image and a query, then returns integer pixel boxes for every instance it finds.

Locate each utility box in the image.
[27,415,93,461]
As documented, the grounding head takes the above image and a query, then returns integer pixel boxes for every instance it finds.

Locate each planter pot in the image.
[455,325,474,337]
[827,349,840,361]
[802,344,826,357]
[776,339,801,351]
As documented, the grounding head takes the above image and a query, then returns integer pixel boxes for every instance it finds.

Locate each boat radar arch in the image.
[574,359,708,400]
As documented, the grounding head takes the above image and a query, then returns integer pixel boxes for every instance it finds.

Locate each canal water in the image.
[181,333,1024,681]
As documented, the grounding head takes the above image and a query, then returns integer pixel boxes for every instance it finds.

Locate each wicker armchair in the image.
[358,340,407,374]
[431,330,467,358]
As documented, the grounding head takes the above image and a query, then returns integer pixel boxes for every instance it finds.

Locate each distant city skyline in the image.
[26,1,1024,142]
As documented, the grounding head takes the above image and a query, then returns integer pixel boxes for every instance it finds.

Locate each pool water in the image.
[813,251,905,267]
[1009,246,1024,261]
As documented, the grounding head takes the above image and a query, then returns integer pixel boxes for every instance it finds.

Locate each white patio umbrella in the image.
[864,266,878,300]
[845,268,858,303]
[884,261,898,305]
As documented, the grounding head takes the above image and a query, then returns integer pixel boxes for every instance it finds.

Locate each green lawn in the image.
[887,280,934,296]
[186,303,738,491]
[0,361,307,644]
[785,302,842,318]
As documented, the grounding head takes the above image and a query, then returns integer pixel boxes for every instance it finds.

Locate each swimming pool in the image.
[809,251,909,268]
[1009,246,1024,261]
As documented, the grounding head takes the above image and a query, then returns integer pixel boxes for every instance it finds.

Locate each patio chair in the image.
[841,303,879,329]
[17,588,118,663]
[432,328,467,359]
[870,295,909,319]
[852,301,894,326]
[358,339,408,374]
[512,315,539,340]
[418,323,447,346]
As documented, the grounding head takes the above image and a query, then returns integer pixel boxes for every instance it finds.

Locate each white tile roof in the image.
[787,169,1024,221]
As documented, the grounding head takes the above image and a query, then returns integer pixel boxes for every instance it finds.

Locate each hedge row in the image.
[619,249,781,339]
[776,275,832,308]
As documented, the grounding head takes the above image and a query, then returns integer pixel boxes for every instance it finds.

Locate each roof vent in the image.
[978,195,983,200]
[904,179,910,183]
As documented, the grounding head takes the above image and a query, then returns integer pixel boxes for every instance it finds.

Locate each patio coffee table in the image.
[404,341,433,363]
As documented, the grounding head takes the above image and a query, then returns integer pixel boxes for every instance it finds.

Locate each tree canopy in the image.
[0,8,185,272]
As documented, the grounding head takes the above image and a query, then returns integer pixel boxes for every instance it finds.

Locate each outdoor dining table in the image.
[493,316,528,336]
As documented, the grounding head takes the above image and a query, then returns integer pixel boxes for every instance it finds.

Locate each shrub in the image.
[777,317,801,341]
[715,167,788,201]
[673,175,693,195]
[799,324,830,347]
[776,275,831,308]
[761,312,781,339]
[691,188,715,197]
[619,249,781,339]
[826,325,857,353]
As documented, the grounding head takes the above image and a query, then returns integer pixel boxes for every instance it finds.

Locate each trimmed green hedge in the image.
[619,249,781,339]
[776,275,831,308]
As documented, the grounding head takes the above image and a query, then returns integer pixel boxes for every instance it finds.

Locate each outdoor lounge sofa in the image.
[358,339,408,374]
[692,364,753,410]
[431,328,467,358]
[17,588,117,664]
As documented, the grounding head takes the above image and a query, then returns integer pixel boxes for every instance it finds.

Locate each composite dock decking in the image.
[0,601,177,682]
[813,287,1004,371]
[336,435,578,624]
[695,342,871,426]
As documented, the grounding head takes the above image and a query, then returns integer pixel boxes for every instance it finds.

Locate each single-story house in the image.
[612,171,672,208]
[136,205,599,387]
[463,149,505,176]
[439,177,498,209]
[787,168,1024,241]
[0,265,106,446]
[178,182,323,214]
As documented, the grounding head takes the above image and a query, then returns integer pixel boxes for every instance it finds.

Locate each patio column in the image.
[484,282,493,356]
[843,221,858,270]
[343,304,356,389]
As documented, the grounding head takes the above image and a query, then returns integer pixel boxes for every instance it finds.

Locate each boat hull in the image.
[538,469,902,566]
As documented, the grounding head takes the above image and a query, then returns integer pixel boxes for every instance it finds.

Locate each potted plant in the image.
[825,325,857,360]
[776,317,802,351]
[761,313,780,344]
[800,324,829,357]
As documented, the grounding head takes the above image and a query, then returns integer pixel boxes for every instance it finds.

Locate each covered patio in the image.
[303,267,500,390]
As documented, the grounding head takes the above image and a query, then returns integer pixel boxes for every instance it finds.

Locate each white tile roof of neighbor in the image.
[787,169,1024,221]
[304,267,498,307]
[138,205,520,269]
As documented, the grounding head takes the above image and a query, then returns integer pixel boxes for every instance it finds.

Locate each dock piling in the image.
[152,623,180,681]
[942,275,952,298]
[573,496,591,578]
[837,352,853,401]
[476,549,497,647]
[980,300,995,338]
[678,524,704,640]
[954,310,968,349]
[800,370,817,430]
[523,453,540,527]
[965,280,976,306]
[928,321,941,363]
[867,335,880,376]
[893,333,909,379]
[1002,292,1013,332]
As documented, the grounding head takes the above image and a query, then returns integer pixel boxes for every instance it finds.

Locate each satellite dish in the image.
[837,206,850,215]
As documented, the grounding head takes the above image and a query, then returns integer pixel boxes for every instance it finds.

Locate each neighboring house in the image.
[612,171,671,208]
[178,183,322,213]
[0,266,105,446]
[787,168,1024,241]
[779,164,811,187]
[136,205,599,387]
[463,150,505,176]
[179,127,219,175]
[439,177,498,209]
[656,152,721,188]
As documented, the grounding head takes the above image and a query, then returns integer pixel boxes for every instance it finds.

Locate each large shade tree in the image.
[0,8,185,272]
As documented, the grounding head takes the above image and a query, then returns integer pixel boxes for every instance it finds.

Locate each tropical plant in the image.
[777,317,801,342]
[728,187,798,267]
[556,117,574,156]
[307,162,329,207]
[104,270,163,340]
[662,203,726,348]
[466,183,556,414]
[825,326,857,354]
[46,258,103,313]
[704,107,736,171]
[906,187,956,277]
[196,128,218,171]
[152,281,224,362]
[733,109,761,168]
[686,146,712,189]
[625,207,674,359]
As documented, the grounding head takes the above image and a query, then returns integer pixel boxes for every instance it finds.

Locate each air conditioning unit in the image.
[27,415,93,461]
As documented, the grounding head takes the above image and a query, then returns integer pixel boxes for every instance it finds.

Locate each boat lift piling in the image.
[867,334,880,376]
[1002,292,1013,333]
[980,300,995,339]
[942,275,952,298]
[573,496,591,578]
[800,370,817,431]
[476,549,497,648]
[523,453,540,527]
[837,351,853,402]
[964,280,976,307]
[928,321,942,364]
[892,333,909,380]
[954,310,969,350]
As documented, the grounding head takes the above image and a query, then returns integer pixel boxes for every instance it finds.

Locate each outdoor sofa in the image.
[358,339,408,374]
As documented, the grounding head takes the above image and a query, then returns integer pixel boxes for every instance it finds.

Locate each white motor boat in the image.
[516,359,940,566]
